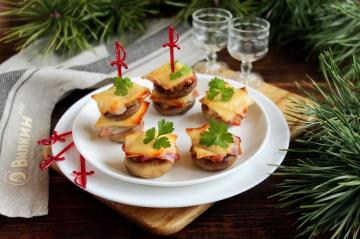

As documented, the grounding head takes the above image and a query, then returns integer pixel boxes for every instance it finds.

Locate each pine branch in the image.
[94,0,158,42]
[305,0,360,80]
[0,0,99,55]
[218,0,256,17]
[0,0,158,55]
[256,0,322,42]
[165,0,255,22]
[257,0,360,79]
[165,0,213,22]
[272,51,360,239]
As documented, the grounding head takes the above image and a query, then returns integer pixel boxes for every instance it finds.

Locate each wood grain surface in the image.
[0,38,326,238]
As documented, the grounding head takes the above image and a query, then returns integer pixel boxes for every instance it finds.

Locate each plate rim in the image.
[71,74,271,186]
[52,75,290,207]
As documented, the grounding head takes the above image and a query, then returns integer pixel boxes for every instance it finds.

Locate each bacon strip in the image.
[123,149,180,163]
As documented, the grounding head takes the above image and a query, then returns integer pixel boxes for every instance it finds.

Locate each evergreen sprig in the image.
[0,0,98,55]
[1,0,359,78]
[272,51,360,239]
[305,0,360,80]
[0,0,157,55]
[165,0,255,22]
[93,0,158,42]
[257,0,360,79]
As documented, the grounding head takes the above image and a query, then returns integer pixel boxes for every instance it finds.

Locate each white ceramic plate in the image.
[52,75,290,207]
[72,75,270,186]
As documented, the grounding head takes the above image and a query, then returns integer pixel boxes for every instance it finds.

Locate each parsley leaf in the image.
[158,119,174,136]
[113,77,133,96]
[221,87,235,101]
[206,90,219,100]
[207,77,234,102]
[153,136,171,149]
[208,119,227,134]
[199,131,217,147]
[169,64,192,80]
[143,119,175,149]
[199,120,234,148]
[143,127,155,144]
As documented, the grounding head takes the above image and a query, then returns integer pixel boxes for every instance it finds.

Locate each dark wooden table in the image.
[0,39,325,238]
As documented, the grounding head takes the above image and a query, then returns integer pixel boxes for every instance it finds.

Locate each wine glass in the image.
[192,8,232,75]
[227,17,270,88]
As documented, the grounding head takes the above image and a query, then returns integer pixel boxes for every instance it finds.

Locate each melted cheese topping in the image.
[151,89,199,107]
[143,62,195,90]
[186,125,236,159]
[200,87,251,123]
[92,83,150,115]
[95,101,149,128]
[124,131,178,160]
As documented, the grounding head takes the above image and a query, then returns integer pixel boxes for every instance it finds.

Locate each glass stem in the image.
[241,61,252,85]
[206,51,217,68]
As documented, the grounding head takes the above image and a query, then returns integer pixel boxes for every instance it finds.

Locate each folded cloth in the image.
[0,24,205,217]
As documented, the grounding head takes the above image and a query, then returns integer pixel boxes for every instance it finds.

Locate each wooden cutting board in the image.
[45,70,309,236]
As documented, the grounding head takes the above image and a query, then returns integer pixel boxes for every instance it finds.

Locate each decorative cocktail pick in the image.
[39,141,74,171]
[73,155,94,189]
[111,41,128,78]
[37,130,72,145]
[162,25,180,73]
[38,129,95,188]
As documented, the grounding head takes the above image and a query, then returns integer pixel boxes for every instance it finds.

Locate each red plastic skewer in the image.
[73,155,94,188]
[162,25,180,72]
[37,130,72,145]
[39,141,75,171]
[111,41,128,78]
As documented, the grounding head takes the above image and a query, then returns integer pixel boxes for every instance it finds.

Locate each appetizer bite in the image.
[186,120,241,171]
[123,119,179,178]
[200,77,252,126]
[92,77,150,143]
[144,62,199,115]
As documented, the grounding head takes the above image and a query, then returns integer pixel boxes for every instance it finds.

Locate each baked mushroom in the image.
[122,119,179,178]
[143,62,198,115]
[92,77,150,142]
[200,77,252,126]
[186,120,241,171]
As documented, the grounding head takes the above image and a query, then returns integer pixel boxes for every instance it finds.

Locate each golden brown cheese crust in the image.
[123,131,179,163]
[95,101,149,128]
[143,62,197,91]
[153,77,197,99]
[186,124,241,162]
[200,87,251,126]
[202,104,243,126]
[92,83,150,115]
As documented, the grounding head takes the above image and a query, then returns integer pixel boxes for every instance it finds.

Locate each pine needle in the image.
[0,0,157,55]
[272,51,360,239]
[257,0,360,79]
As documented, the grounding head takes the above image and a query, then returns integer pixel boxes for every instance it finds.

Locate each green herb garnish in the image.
[199,119,234,148]
[169,64,192,80]
[143,119,174,149]
[207,77,234,102]
[113,77,133,96]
